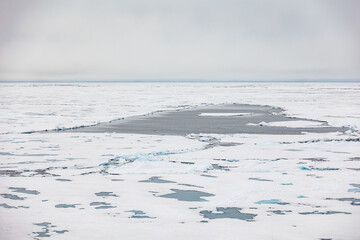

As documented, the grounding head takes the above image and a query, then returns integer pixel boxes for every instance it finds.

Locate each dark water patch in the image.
[255,199,289,205]
[346,157,360,161]
[326,198,360,206]
[180,161,195,165]
[299,210,351,215]
[96,205,117,209]
[214,158,239,163]
[0,193,25,200]
[54,230,68,234]
[281,183,293,185]
[56,178,72,182]
[0,152,14,155]
[9,187,39,195]
[268,210,292,215]
[348,184,360,193]
[297,195,308,198]
[33,229,50,238]
[90,202,109,206]
[200,207,256,221]
[249,177,273,182]
[159,189,214,202]
[80,171,98,176]
[210,164,236,171]
[201,174,217,178]
[34,222,51,227]
[306,174,323,178]
[0,170,22,177]
[54,204,77,208]
[299,166,340,171]
[111,179,124,181]
[90,202,116,209]
[33,222,68,238]
[178,183,204,188]
[0,203,29,209]
[286,149,302,152]
[139,176,175,184]
[127,210,153,219]
[347,168,360,171]
[302,158,328,162]
[95,192,118,197]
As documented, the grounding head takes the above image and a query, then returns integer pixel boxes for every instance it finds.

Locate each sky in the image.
[0,0,359,81]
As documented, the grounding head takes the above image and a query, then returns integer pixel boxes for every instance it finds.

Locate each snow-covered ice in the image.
[0,82,359,240]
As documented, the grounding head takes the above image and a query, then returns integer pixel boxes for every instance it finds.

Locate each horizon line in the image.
[1,79,360,83]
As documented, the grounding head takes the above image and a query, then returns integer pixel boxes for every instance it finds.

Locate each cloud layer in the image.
[0,0,359,81]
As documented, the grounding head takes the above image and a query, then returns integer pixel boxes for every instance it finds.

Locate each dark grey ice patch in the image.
[248,177,273,182]
[9,187,39,195]
[159,189,215,202]
[0,193,25,200]
[0,203,29,209]
[326,198,360,206]
[299,211,351,215]
[139,176,175,184]
[111,179,124,181]
[346,157,360,161]
[178,183,204,188]
[55,204,77,208]
[56,178,72,182]
[67,104,344,135]
[95,192,118,197]
[200,207,257,221]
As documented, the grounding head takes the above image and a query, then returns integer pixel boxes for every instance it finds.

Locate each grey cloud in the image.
[0,0,359,81]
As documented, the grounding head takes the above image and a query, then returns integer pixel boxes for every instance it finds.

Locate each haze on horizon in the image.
[0,0,359,82]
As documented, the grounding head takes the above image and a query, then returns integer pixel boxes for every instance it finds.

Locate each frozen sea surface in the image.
[0,82,359,240]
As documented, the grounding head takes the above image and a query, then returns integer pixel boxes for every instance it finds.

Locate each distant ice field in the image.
[0,82,359,240]
[0,82,359,133]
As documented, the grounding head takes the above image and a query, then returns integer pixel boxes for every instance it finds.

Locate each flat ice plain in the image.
[0,82,359,240]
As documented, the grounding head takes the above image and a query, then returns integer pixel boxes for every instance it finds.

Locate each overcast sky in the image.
[0,0,359,81]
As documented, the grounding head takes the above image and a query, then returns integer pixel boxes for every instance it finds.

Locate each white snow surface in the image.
[0,82,359,133]
[248,120,326,128]
[0,82,359,240]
